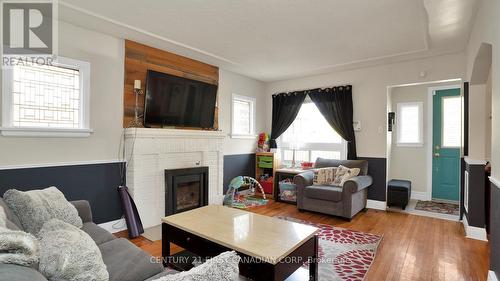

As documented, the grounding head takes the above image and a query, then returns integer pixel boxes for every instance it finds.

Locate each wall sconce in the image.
[388,112,395,131]
[133,79,143,125]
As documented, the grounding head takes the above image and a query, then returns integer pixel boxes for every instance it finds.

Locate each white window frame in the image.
[396,102,423,147]
[278,99,348,164]
[1,56,92,137]
[231,94,256,139]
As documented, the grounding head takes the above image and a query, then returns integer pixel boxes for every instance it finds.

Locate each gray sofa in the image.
[0,198,167,281]
[294,158,373,220]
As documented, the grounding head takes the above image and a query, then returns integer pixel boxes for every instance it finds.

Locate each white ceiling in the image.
[59,0,479,82]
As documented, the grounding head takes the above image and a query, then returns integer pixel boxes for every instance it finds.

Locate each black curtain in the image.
[269,91,307,148]
[309,85,357,159]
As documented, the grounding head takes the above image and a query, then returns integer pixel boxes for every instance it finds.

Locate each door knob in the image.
[434,153,440,157]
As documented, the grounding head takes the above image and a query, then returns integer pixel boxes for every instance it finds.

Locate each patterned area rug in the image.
[276,216,382,281]
[415,200,459,215]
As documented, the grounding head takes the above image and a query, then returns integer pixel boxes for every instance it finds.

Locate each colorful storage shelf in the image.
[255,152,280,195]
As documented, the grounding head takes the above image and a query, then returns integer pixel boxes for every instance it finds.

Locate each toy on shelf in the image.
[256,132,270,153]
[223,176,268,209]
[300,162,314,170]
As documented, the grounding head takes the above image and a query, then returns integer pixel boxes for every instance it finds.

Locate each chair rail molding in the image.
[490,176,500,189]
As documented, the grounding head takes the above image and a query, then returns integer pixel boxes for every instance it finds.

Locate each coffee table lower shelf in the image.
[162,223,318,281]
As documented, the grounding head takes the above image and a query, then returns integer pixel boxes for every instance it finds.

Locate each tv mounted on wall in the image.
[144,70,218,128]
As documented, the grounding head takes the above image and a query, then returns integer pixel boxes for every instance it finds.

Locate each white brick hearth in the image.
[124,128,226,229]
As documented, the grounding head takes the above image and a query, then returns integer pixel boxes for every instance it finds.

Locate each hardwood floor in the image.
[118,201,490,281]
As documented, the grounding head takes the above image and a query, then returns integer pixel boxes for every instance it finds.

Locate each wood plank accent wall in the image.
[123,40,219,128]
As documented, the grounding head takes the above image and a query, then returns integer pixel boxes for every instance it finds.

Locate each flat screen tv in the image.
[144,70,218,128]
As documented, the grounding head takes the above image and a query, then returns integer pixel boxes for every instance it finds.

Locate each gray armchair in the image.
[294,158,373,220]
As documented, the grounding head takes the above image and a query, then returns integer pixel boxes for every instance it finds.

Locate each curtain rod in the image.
[272,83,352,96]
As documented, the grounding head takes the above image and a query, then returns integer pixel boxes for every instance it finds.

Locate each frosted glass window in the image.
[397,102,423,145]
[11,63,81,128]
[442,97,461,147]
[231,95,255,137]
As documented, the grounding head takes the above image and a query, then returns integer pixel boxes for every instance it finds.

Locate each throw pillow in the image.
[312,168,336,185]
[3,186,83,235]
[38,219,109,281]
[0,206,40,267]
[153,251,240,281]
[332,165,361,186]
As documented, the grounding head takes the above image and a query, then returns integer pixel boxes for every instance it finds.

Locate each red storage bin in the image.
[260,180,274,194]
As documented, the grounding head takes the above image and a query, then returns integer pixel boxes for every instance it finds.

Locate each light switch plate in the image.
[353,121,362,131]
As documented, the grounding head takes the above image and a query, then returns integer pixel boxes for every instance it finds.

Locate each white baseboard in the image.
[489,270,499,281]
[366,199,387,210]
[462,215,488,241]
[98,218,127,233]
[411,191,430,201]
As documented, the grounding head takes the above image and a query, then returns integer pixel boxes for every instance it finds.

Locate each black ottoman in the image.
[387,179,411,210]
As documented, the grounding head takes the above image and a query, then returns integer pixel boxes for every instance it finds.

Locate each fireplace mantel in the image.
[124,128,226,229]
[124,128,226,139]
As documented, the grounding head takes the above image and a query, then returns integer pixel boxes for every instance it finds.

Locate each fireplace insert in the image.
[165,167,208,215]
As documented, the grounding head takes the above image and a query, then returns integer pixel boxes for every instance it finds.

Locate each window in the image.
[442,96,461,147]
[397,102,423,146]
[231,94,255,138]
[1,57,91,137]
[279,100,346,165]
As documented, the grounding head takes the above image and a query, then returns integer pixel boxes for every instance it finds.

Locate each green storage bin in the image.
[257,155,273,169]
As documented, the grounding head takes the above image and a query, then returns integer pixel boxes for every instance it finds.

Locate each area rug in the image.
[276,216,382,281]
[415,200,459,215]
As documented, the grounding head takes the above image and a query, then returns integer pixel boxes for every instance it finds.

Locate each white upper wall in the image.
[0,21,266,166]
[218,69,266,155]
[466,0,500,178]
[265,52,466,158]
[0,21,125,166]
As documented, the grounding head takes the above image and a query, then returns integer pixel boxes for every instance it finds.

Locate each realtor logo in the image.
[2,0,57,56]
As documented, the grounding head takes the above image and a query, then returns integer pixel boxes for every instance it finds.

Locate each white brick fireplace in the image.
[124,128,226,229]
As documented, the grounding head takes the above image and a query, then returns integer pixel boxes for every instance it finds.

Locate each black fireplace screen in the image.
[165,167,208,215]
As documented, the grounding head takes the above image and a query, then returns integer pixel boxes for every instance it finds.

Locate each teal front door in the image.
[432,88,461,201]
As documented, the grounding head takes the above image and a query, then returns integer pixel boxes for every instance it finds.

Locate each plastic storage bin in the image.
[257,155,274,169]
[279,181,297,202]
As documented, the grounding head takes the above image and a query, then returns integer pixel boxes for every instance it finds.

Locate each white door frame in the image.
[426,84,462,202]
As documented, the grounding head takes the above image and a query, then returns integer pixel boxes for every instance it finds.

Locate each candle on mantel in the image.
[134,79,141,90]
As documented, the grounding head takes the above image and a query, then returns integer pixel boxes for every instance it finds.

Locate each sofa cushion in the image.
[315,158,369,175]
[150,251,240,281]
[0,264,48,281]
[38,219,109,281]
[81,222,116,245]
[332,165,361,186]
[3,187,83,235]
[304,185,343,202]
[99,238,164,281]
[0,198,23,230]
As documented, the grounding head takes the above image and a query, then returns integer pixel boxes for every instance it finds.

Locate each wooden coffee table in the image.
[162,205,319,281]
